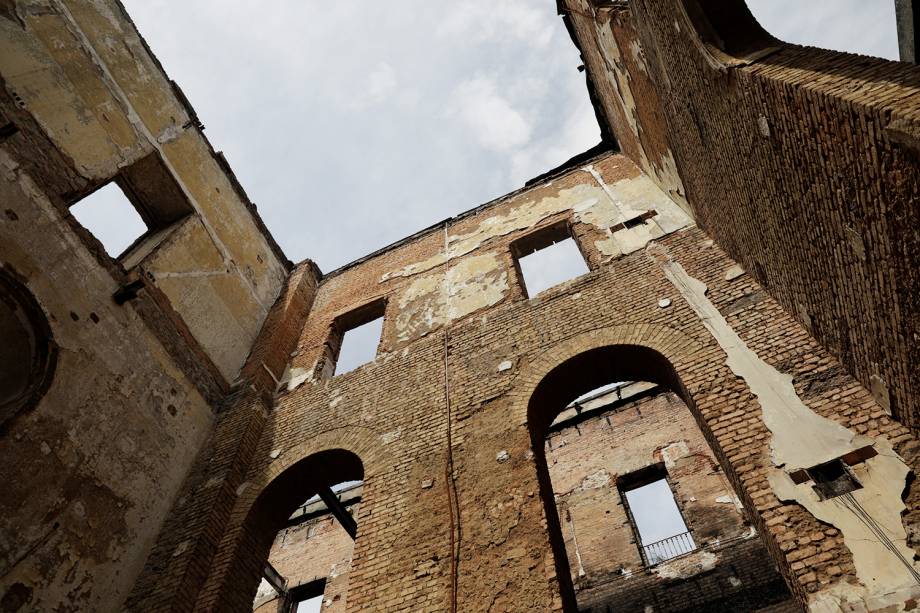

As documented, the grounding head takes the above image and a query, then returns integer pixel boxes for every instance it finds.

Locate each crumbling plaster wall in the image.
[566,0,920,434]
[563,0,688,213]
[161,152,920,612]
[0,147,213,612]
[0,2,294,610]
[0,0,288,381]
[548,390,750,584]
[547,388,795,612]
[283,153,691,389]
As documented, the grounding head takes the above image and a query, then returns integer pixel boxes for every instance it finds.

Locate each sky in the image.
[76,0,900,273]
[72,1,901,377]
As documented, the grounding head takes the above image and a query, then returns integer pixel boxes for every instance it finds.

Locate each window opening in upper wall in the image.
[619,466,696,565]
[70,182,148,258]
[513,222,589,298]
[335,313,384,376]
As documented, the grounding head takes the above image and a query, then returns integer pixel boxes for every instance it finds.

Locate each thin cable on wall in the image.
[836,492,920,584]
[442,222,461,612]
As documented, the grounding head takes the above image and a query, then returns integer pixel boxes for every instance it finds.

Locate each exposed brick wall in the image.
[255,504,358,612]
[128,153,918,612]
[567,0,920,432]
[545,388,794,613]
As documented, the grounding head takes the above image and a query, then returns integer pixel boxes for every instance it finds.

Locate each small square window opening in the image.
[807,458,862,500]
[513,223,589,297]
[70,182,148,258]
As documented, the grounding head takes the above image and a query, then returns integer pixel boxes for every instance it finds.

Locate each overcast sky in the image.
[67,1,898,274]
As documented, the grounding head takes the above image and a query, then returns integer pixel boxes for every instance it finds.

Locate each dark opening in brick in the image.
[807,458,862,500]
[620,210,657,230]
[289,578,326,612]
[512,221,589,298]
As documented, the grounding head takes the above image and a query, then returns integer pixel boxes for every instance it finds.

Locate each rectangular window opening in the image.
[67,152,194,263]
[327,300,386,377]
[512,222,589,298]
[619,465,696,565]
[290,579,326,613]
[69,182,149,259]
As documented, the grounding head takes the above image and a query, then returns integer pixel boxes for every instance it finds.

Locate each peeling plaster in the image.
[653,550,718,580]
[660,440,690,469]
[652,246,918,606]
[394,253,508,343]
[388,174,689,343]
[382,184,603,281]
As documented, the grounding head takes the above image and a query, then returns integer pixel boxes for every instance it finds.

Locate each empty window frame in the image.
[618,465,696,565]
[323,299,386,378]
[289,579,326,613]
[512,221,589,298]
[70,183,148,258]
[67,152,193,261]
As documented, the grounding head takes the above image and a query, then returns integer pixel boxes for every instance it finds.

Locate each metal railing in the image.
[642,531,696,565]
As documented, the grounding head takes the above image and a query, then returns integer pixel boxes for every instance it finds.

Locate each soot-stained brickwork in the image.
[2,1,920,612]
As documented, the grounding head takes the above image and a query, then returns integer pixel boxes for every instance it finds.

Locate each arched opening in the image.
[528,346,794,612]
[679,0,780,66]
[213,449,364,613]
[0,265,56,429]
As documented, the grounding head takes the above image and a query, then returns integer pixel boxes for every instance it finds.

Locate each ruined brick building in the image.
[1,1,919,611]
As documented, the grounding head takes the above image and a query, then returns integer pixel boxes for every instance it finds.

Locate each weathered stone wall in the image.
[0,1,290,610]
[135,152,919,612]
[0,0,288,381]
[564,0,920,433]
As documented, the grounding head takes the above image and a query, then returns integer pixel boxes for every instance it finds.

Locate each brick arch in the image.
[509,323,705,430]
[512,324,730,611]
[197,424,394,613]
[672,0,781,70]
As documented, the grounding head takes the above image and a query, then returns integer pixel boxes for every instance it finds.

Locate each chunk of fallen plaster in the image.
[269,449,281,459]
[497,360,513,372]
[658,297,671,308]
[724,265,745,281]
[496,450,510,463]
[421,479,434,489]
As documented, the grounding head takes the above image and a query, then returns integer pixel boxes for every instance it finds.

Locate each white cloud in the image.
[368,63,397,102]
[437,0,556,47]
[450,77,533,152]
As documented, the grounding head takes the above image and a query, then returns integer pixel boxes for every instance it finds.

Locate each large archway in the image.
[209,449,364,612]
[526,342,793,612]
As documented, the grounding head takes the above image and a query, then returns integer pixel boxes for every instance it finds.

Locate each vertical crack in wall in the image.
[649,244,919,610]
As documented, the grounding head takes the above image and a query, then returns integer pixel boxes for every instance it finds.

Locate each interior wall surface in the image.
[564,0,920,432]
[136,153,919,612]
[0,1,292,610]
